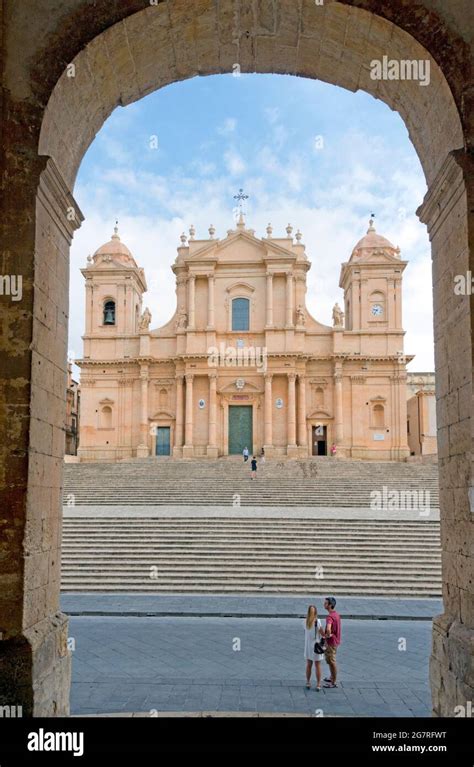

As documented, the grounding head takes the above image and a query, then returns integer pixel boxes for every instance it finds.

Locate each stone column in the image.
[417,153,473,717]
[266,273,273,327]
[222,400,229,455]
[264,374,273,449]
[136,366,150,457]
[286,272,294,327]
[287,373,297,455]
[297,374,307,450]
[207,372,218,457]
[174,375,184,454]
[334,365,344,448]
[0,159,83,715]
[183,373,194,457]
[188,275,196,330]
[207,274,215,330]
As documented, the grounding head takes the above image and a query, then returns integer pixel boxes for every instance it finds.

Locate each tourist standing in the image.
[250,455,257,479]
[260,447,265,464]
[323,597,341,688]
[243,446,249,462]
[303,605,324,690]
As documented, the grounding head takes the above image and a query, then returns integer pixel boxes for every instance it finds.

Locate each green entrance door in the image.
[155,427,171,456]
[228,406,253,455]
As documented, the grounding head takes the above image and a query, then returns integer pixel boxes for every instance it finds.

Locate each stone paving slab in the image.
[69,615,432,718]
[63,505,440,520]
[62,593,443,620]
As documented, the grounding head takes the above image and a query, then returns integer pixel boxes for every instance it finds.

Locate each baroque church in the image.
[77,211,412,461]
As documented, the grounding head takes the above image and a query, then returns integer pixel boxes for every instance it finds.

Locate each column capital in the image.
[416,153,465,237]
[208,370,218,380]
[185,373,194,382]
[264,373,273,382]
[175,373,184,383]
[287,372,297,382]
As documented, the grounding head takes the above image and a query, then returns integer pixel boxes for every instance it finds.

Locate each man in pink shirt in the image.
[323,597,341,688]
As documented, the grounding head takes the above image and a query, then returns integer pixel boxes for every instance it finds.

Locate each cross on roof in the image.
[234,188,249,210]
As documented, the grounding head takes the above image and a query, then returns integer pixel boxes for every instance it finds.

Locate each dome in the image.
[351,219,398,259]
[92,224,137,266]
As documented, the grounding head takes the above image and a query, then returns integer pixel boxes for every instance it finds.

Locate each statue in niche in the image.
[139,307,152,330]
[296,305,306,326]
[176,306,187,330]
[332,302,344,328]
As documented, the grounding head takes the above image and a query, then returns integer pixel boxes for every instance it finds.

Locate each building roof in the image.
[91,224,137,267]
[351,218,399,259]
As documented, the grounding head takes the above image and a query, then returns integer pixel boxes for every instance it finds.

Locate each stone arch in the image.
[1,0,472,719]
[38,2,464,188]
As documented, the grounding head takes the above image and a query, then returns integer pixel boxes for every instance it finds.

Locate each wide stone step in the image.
[63,459,439,508]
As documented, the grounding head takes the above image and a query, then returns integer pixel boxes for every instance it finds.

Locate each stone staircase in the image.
[63,458,439,508]
[61,517,441,596]
[61,459,441,596]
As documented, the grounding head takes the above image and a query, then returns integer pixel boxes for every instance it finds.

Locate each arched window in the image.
[373,404,384,428]
[232,297,250,331]
[103,300,116,325]
[101,405,112,428]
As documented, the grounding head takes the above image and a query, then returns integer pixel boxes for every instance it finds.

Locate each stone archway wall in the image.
[0,0,472,716]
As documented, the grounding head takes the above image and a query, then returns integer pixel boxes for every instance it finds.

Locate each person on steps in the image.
[250,455,257,479]
[243,446,249,462]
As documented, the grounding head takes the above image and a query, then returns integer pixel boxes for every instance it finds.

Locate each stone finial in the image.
[189,224,196,240]
[286,223,293,238]
[295,229,303,243]
[367,215,376,233]
[395,245,401,256]
[209,224,216,239]
[87,254,92,263]
[266,223,273,238]
[112,220,120,240]
[180,232,187,245]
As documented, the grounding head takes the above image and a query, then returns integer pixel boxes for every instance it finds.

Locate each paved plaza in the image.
[65,595,438,717]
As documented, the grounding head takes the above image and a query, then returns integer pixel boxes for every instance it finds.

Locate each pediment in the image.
[150,410,175,420]
[186,229,296,264]
[220,379,262,393]
[225,281,255,294]
[308,409,332,419]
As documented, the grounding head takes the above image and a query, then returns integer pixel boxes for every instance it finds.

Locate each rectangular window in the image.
[232,298,249,331]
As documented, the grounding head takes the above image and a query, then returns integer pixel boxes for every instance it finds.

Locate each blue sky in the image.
[69,73,433,371]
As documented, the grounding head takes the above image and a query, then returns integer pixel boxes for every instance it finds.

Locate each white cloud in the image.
[217,117,237,135]
[223,149,246,176]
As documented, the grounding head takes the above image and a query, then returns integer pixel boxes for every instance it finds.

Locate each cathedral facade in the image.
[77,213,411,462]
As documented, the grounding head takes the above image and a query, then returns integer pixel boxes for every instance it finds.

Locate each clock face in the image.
[371,304,383,317]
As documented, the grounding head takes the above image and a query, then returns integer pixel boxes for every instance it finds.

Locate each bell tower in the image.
[339,218,407,333]
[81,224,147,359]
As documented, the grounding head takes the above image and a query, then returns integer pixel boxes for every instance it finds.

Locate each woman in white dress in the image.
[304,604,324,690]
